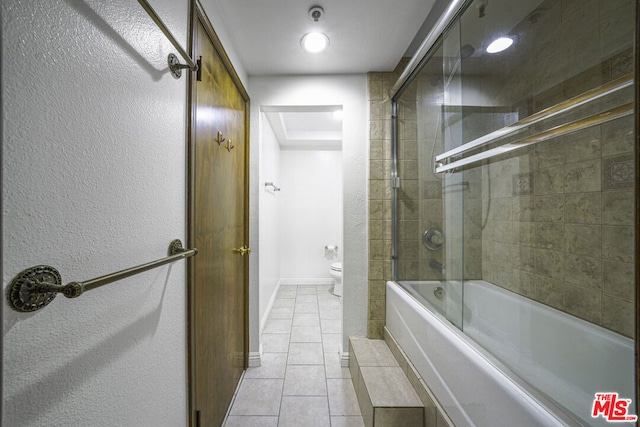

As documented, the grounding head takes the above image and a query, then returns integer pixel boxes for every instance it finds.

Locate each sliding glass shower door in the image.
[393,0,636,424]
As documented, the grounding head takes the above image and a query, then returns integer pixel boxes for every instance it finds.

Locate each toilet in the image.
[330,262,342,296]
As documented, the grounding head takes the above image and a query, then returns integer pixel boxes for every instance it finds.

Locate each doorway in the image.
[247,75,369,383]
[258,106,344,340]
[188,4,250,426]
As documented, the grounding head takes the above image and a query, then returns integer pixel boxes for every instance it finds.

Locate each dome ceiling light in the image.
[302,6,329,53]
[301,32,330,53]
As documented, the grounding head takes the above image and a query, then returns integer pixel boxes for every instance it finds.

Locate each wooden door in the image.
[188,5,249,426]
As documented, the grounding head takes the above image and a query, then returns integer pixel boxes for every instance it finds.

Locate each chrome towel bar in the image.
[436,102,633,173]
[137,0,199,79]
[6,239,197,313]
[435,73,633,169]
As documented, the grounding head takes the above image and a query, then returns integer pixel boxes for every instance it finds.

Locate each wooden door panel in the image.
[190,10,249,426]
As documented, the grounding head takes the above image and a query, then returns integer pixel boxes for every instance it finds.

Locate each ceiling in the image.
[214,0,438,75]
[214,0,439,148]
[264,106,343,150]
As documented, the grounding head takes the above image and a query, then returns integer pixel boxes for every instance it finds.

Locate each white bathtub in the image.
[386,280,636,427]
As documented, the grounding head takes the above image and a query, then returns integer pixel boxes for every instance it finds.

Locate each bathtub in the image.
[386,280,636,427]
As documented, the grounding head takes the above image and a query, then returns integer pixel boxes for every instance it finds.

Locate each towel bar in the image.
[6,239,197,312]
[137,0,199,78]
[265,182,281,191]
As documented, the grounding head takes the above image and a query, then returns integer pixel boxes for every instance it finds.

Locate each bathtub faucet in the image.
[429,259,445,274]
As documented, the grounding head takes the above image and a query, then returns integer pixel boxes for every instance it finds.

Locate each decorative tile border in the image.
[603,154,634,190]
[512,172,534,196]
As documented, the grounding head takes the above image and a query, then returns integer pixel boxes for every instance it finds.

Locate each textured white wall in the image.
[249,75,369,357]
[279,150,343,280]
[3,1,190,425]
[259,116,281,331]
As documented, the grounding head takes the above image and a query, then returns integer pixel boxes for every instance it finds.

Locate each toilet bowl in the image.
[330,262,342,296]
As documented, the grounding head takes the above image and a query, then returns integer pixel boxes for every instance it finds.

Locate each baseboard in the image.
[248,351,261,368]
[260,280,282,335]
[280,278,334,286]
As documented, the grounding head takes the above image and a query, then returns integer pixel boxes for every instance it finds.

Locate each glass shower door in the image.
[442,18,465,330]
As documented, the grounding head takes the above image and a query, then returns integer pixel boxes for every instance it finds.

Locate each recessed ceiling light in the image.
[301,32,330,53]
[486,37,513,54]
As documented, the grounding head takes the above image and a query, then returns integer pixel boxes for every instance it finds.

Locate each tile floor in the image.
[224,284,364,427]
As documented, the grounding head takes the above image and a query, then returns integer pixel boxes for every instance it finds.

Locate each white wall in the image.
[2,1,191,425]
[258,116,281,332]
[258,118,343,334]
[249,75,369,359]
[279,150,342,281]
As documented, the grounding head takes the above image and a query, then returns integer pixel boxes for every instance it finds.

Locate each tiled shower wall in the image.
[398,71,448,283]
[368,60,445,339]
[367,60,408,339]
[479,114,635,338]
[477,0,636,338]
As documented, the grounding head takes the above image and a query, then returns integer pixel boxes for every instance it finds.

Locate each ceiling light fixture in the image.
[486,37,513,54]
[301,32,330,53]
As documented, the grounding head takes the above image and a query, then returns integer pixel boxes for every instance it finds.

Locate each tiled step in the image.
[349,337,424,426]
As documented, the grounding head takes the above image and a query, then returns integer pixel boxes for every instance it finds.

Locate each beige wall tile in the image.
[564,159,602,193]
[563,254,602,289]
[534,276,564,310]
[562,127,601,163]
[534,195,565,223]
[535,166,565,195]
[534,249,565,280]
[564,193,601,224]
[603,295,634,338]
[564,283,602,324]
[603,260,635,300]
[535,222,565,251]
[601,225,634,263]
[515,222,536,247]
[374,407,423,427]
[601,115,634,157]
[535,140,565,169]
[602,191,634,226]
[513,196,535,221]
[565,224,602,257]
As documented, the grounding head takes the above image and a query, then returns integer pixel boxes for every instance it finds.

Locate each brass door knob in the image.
[232,246,251,256]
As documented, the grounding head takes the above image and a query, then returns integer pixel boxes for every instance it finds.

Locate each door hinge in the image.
[195,410,201,427]
[196,57,202,82]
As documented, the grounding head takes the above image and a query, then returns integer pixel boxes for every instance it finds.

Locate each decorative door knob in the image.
[232,246,251,256]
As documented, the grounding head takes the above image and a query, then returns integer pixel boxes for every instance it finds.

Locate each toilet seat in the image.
[330,262,342,272]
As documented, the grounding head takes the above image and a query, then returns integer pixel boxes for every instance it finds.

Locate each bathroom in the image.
[258,106,344,333]
[2,0,638,426]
